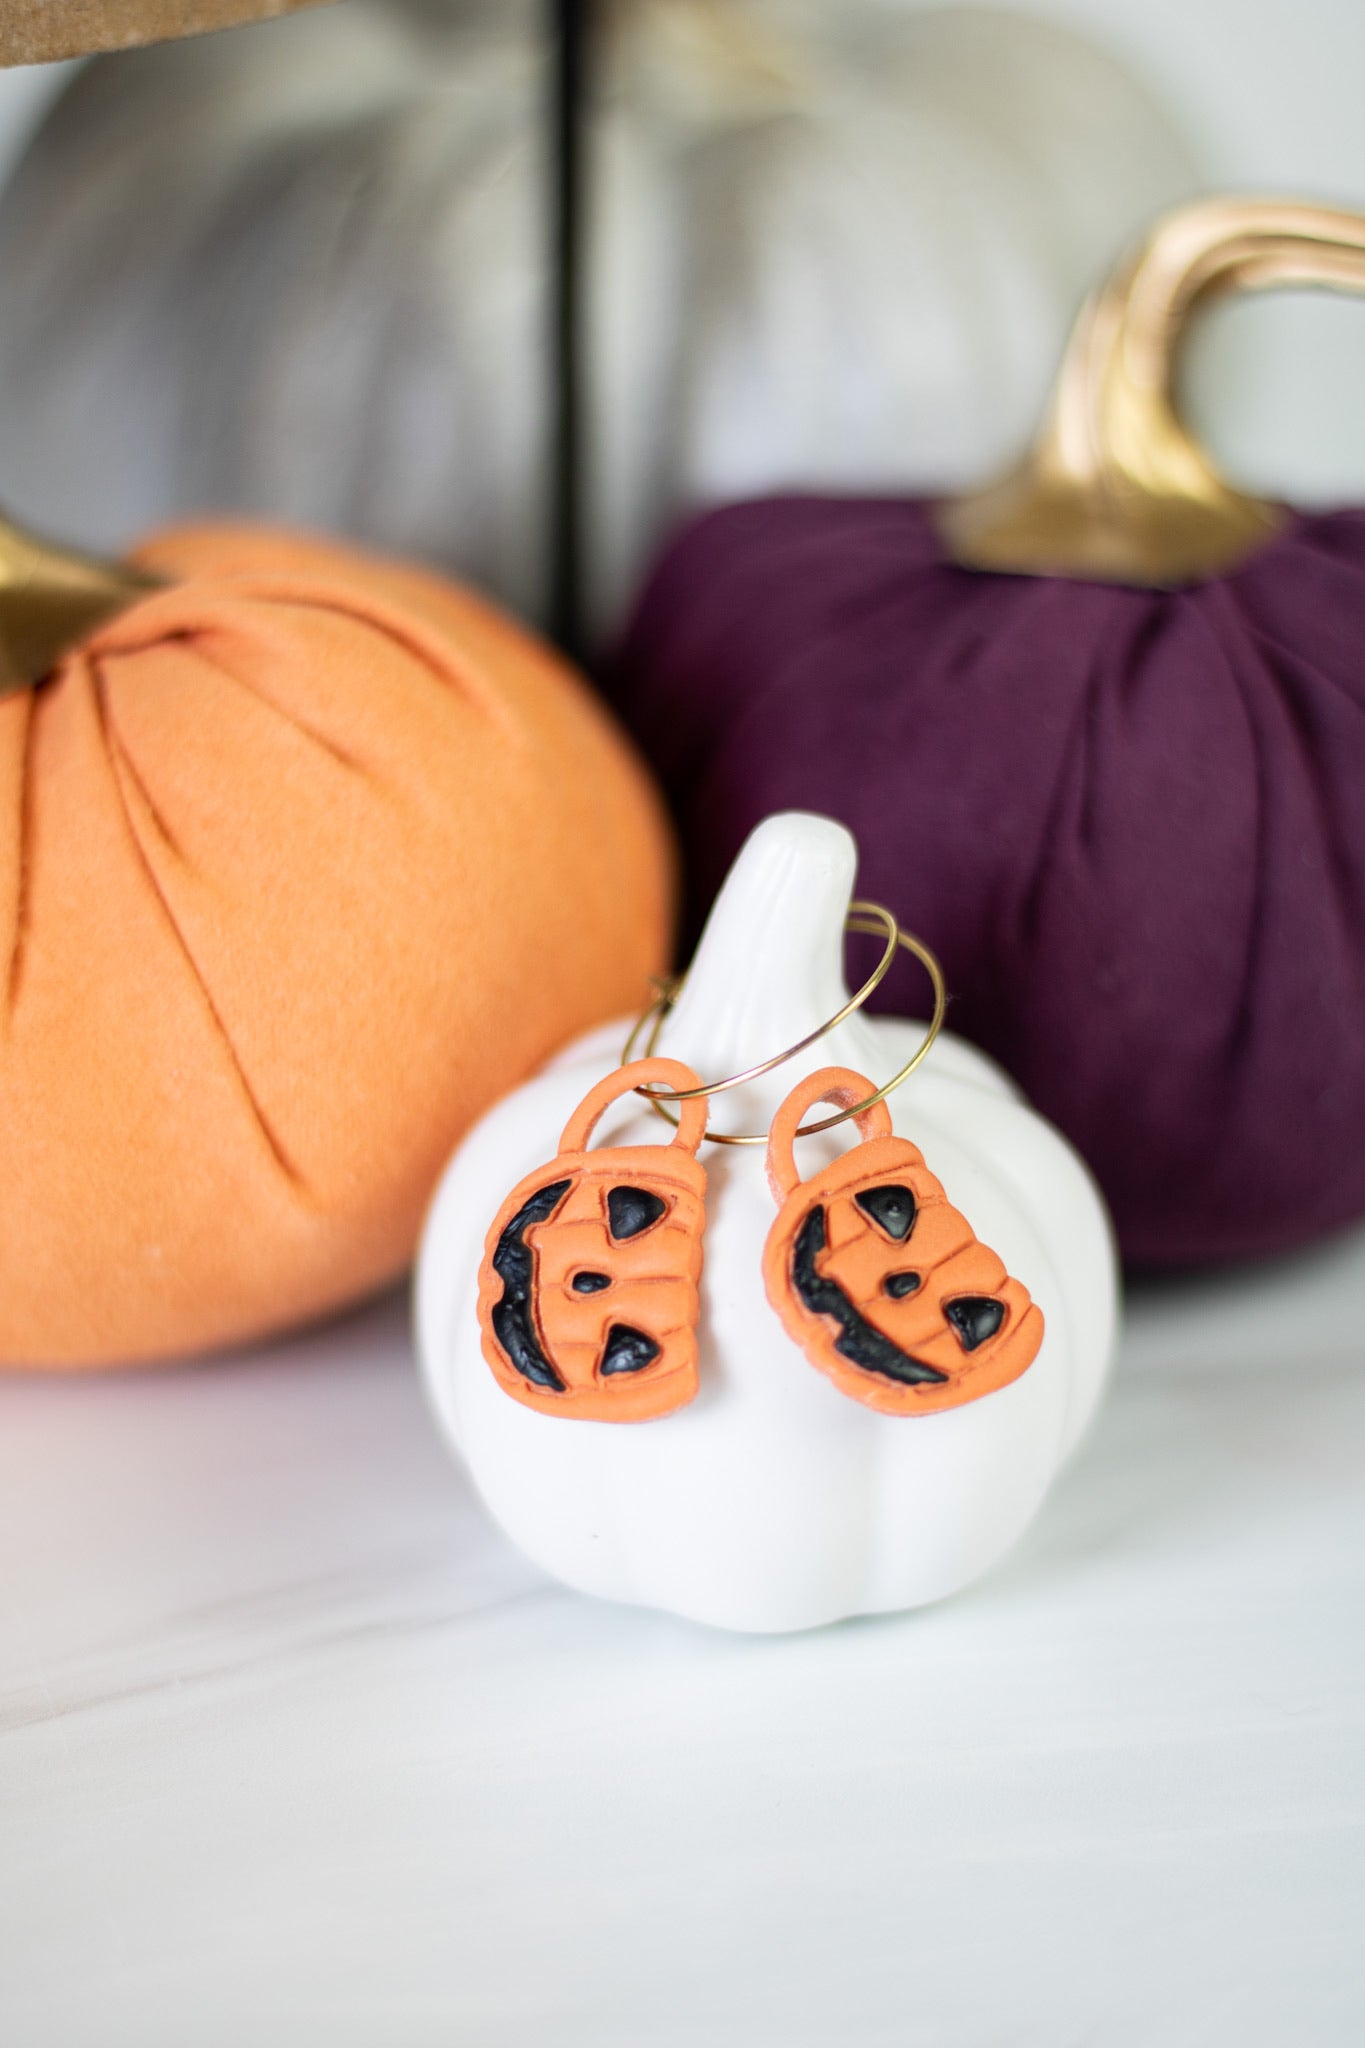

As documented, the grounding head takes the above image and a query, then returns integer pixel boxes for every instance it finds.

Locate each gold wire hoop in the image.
[623,900,897,1096]
[620,904,948,1147]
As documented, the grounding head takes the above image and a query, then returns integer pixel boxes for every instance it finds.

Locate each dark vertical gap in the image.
[549,0,588,662]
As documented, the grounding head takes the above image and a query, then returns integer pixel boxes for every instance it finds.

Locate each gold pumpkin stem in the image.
[0,2,330,69]
[0,512,160,700]
[937,198,1365,588]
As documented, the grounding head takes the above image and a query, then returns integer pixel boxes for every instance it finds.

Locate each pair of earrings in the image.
[477,1056,1044,1423]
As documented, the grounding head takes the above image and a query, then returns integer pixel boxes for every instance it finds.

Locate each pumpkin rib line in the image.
[1017,590,1116,949]
[96,709,193,870]
[676,551,950,802]
[149,631,370,777]
[1235,615,1365,960]
[1181,589,1274,1073]
[1242,617,1365,721]
[117,571,523,744]
[288,587,523,743]
[91,668,309,1195]
[5,689,37,1020]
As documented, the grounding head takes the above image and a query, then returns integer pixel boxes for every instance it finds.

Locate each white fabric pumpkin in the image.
[0,0,1199,631]
[416,814,1118,1633]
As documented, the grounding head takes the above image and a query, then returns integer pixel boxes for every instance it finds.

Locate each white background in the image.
[4,1231,1364,2045]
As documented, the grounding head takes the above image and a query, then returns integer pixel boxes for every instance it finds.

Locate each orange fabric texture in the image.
[0,524,673,1368]
[763,1069,1043,1416]
[477,1060,707,1422]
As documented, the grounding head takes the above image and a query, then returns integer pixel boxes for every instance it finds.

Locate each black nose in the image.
[572,1271,612,1294]
[883,1270,922,1299]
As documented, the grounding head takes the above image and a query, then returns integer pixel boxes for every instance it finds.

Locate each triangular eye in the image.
[855,1184,916,1241]
[944,1296,1006,1352]
[600,1323,661,1375]
[608,1186,667,1240]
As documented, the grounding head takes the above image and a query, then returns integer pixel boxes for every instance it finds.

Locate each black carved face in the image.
[782,1171,1032,1409]
[791,1203,948,1389]
[482,1164,706,1420]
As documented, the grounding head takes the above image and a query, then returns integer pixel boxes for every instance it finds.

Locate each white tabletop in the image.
[4,1227,1364,2047]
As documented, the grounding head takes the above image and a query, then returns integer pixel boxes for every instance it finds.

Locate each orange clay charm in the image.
[477,1060,708,1422]
[763,1067,1043,1416]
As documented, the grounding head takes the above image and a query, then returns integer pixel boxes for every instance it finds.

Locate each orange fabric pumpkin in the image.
[0,523,673,1368]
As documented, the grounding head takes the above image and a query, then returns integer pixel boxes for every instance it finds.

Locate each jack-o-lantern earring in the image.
[478,1059,708,1422]
[762,1067,1043,1415]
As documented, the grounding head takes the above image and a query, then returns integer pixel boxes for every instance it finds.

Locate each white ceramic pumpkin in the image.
[416,813,1118,1633]
[0,0,1199,631]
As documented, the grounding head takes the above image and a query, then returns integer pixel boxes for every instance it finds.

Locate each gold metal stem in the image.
[0,512,160,700]
[0,2,331,69]
[937,198,1365,588]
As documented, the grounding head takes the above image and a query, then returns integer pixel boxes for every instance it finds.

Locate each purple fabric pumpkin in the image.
[609,202,1365,1267]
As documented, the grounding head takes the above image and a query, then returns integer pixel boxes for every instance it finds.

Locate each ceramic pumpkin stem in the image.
[657,813,889,1139]
[0,510,159,699]
[938,197,1365,587]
